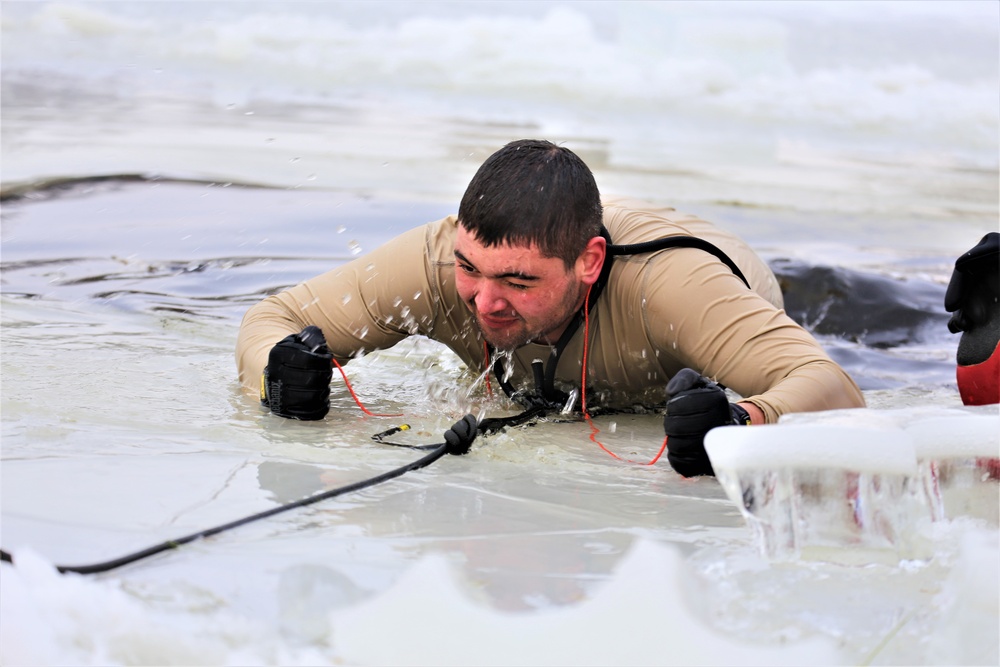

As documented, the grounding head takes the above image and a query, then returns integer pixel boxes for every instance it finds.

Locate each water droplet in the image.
[290,157,301,163]
[306,174,317,181]
[609,421,617,433]
[560,389,579,415]
[365,263,375,272]
[244,110,255,116]
[341,294,352,305]
[336,225,346,234]
[348,241,362,256]
[393,297,403,307]
[412,291,422,300]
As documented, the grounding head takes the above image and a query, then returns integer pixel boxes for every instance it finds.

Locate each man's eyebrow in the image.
[454,249,540,282]
[454,249,475,267]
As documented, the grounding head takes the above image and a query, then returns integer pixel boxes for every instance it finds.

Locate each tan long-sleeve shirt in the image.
[236,196,864,421]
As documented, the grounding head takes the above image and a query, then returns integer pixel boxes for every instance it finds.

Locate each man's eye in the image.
[458,263,476,274]
[507,281,530,291]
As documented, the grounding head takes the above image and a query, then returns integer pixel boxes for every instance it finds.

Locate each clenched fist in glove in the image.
[663,368,752,477]
[261,326,333,420]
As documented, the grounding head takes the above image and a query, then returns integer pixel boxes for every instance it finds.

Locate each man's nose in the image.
[475,282,509,313]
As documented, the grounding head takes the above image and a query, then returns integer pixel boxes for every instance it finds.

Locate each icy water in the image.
[2,2,999,665]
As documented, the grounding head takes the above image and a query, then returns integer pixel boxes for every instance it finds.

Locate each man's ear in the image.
[576,236,607,286]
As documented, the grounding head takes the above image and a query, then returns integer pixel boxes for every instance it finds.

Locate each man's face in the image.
[454,225,586,351]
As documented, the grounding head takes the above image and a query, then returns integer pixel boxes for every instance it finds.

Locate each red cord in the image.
[332,359,404,418]
[580,285,667,466]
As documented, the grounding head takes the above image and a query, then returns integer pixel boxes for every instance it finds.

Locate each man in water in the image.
[237,139,865,476]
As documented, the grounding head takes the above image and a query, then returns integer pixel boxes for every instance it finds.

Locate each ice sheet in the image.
[705,408,1000,563]
[704,423,917,473]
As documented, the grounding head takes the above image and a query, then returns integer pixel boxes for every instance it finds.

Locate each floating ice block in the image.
[907,414,1000,524]
[705,424,917,473]
[907,414,1000,459]
[705,424,924,564]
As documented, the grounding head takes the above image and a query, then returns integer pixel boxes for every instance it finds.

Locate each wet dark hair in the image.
[458,139,603,267]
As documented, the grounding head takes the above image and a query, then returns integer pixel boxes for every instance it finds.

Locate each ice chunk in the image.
[705,424,925,564]
[705,424,917,473]
[907,415,1000,524]
[907,414,999,459]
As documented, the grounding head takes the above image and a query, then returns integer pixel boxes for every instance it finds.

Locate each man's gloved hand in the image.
[945,232,999,406]
[261,325,333,420]
[663,368,752,477]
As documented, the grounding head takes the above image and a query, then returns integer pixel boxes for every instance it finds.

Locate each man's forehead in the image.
[455,227,566,277]
[457,225,537,254]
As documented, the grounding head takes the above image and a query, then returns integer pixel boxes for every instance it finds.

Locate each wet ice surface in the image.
[2,183,997,665]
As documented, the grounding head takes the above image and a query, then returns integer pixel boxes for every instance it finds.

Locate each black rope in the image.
[478,405,549,434]
[0,414,478,575]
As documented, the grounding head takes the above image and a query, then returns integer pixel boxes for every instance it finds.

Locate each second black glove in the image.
[663,368,751,477]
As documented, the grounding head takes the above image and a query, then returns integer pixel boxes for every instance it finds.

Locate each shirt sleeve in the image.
[642,247,865,422]
[235,224,436,391]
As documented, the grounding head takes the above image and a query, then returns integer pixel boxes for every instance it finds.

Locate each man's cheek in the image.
[454,276,472,304]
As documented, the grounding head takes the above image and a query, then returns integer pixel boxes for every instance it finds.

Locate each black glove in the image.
[945,232,999,406]
[945,232,999,365]
[261,326,333,420]
[663,368,751,477]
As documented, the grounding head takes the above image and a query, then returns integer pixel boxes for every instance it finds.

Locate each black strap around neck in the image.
[607,234,751,289]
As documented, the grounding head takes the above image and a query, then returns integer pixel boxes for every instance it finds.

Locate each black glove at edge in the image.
[261,325,333,421]
[663,368,751,478]
[945,232,999,366]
